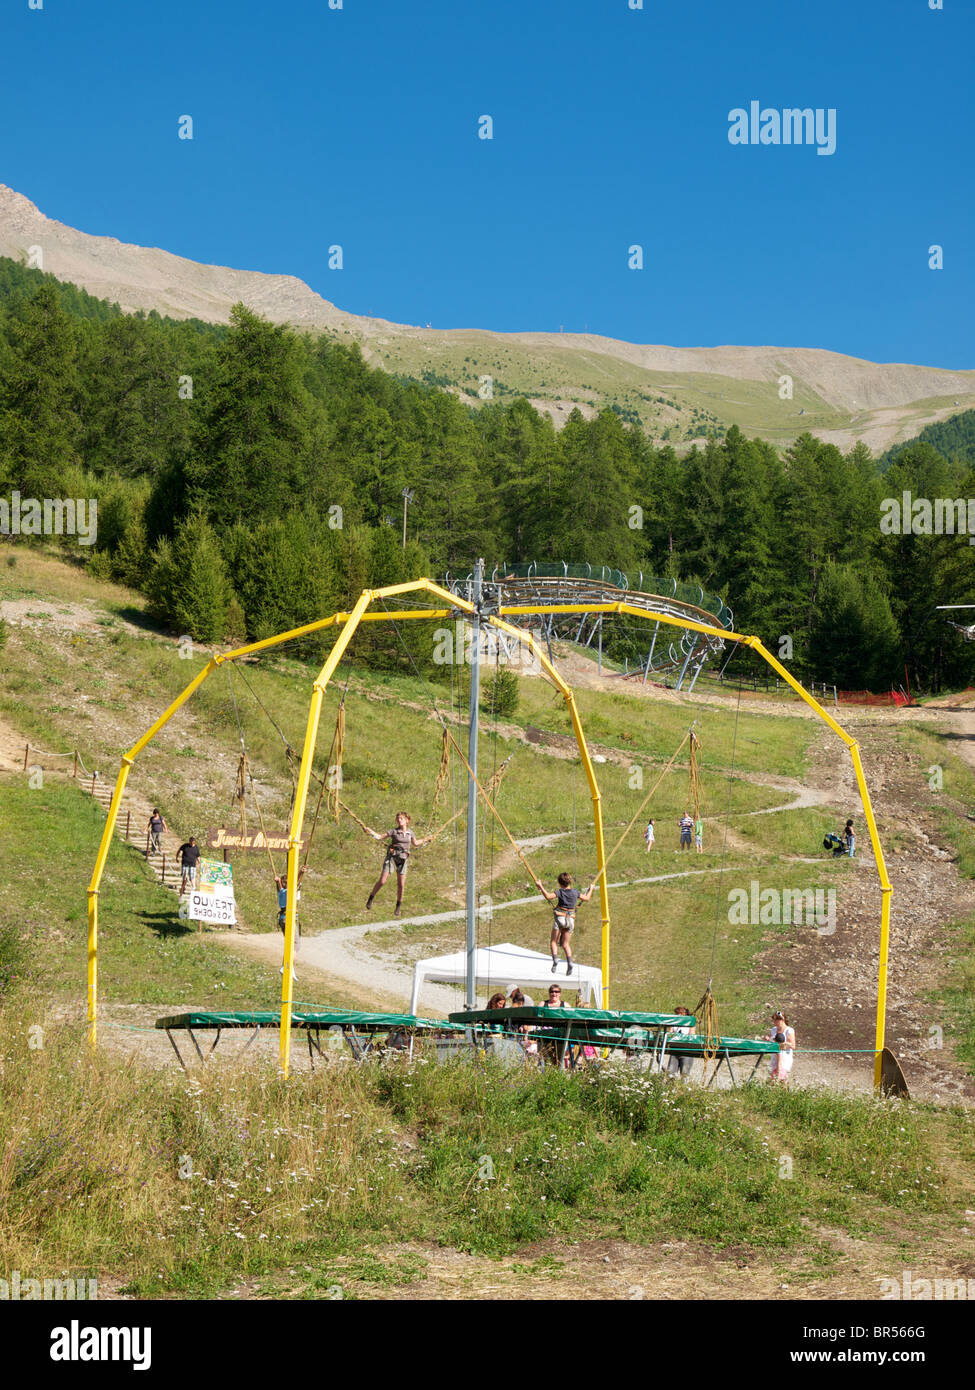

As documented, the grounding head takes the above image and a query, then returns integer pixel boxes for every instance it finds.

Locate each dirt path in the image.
[755,711,975,1107]
[947,705,975,775]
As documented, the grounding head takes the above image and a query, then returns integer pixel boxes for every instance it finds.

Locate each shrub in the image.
[481,667,519,718]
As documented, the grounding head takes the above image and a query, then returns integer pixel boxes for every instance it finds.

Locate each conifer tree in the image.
[0,282,81,495]
[148,512,229,641]
[187,304,328,528]
[807,562,900,691]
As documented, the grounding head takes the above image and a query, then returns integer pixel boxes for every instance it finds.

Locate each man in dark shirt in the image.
[176,837,201,895]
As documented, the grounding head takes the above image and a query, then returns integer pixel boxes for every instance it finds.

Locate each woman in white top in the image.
[769,1011,796,1083]
[644,818,655,852]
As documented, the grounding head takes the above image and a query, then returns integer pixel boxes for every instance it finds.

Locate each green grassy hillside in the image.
[0,549,845,1030]
[369,334,974,451]
[1,1029,969,1299]
[3,549,975,1300]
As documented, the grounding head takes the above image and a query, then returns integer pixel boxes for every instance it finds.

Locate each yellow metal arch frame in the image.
[87,581,892,1088]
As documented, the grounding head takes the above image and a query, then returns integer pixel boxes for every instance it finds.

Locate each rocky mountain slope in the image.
[3,183,973,453]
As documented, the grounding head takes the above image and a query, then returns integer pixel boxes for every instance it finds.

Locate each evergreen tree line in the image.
[2,258,975,692]
[881,408,975,472]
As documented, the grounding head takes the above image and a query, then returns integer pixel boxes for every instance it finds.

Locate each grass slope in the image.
[4,549,975,1298]
[1,1026,970,1299]
[1,549,852,1030]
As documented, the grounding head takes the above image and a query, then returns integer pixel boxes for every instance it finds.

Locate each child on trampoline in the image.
[533,871,595,976]
[365,811,433,918]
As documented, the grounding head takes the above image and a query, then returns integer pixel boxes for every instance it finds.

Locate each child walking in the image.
[644,818,655,851]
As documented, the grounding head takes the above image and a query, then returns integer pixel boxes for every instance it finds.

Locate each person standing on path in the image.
[147,808,167,857]
[275,866,306,981]
[275,865,307,951]
[843,819,856,858]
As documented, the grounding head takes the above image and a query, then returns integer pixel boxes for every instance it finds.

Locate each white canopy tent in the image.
[410,942,603,1015]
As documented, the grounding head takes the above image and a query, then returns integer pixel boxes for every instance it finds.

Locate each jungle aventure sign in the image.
[206,827,306,853]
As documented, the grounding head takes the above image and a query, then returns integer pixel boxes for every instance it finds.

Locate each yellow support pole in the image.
[850,742,894,1088]
[219,614,340,663]
[280,589,374,1077]
[356,609,452,623]
[745,639,893,1091]
[125,660,217,760]
[565,692,611,1008]
[86,656,217,1052]
[86,759,132,1051]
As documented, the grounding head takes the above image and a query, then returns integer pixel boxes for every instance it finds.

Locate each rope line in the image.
[376,595,544,884]
[589,728,694,886]
[226,664,280,880]
[708,680,743,990]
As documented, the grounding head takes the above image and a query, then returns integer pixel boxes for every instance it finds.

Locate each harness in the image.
[553,889,578,932]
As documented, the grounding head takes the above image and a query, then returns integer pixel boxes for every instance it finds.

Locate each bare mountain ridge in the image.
[2,184,973,451]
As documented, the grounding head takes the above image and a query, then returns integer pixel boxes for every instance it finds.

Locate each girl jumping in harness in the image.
[365,811,433,918]
[533,871,595,976]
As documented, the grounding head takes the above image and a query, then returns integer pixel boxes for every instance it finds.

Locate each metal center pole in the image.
[465,558,484,1010]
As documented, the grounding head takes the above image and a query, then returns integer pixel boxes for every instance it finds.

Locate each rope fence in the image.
[21,743,92,777]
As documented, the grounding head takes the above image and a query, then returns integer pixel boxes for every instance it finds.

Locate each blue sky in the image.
[2,0,971,366]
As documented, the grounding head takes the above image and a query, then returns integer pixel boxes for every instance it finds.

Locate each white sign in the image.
[187,858,236,926]
[187,884,236,926]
